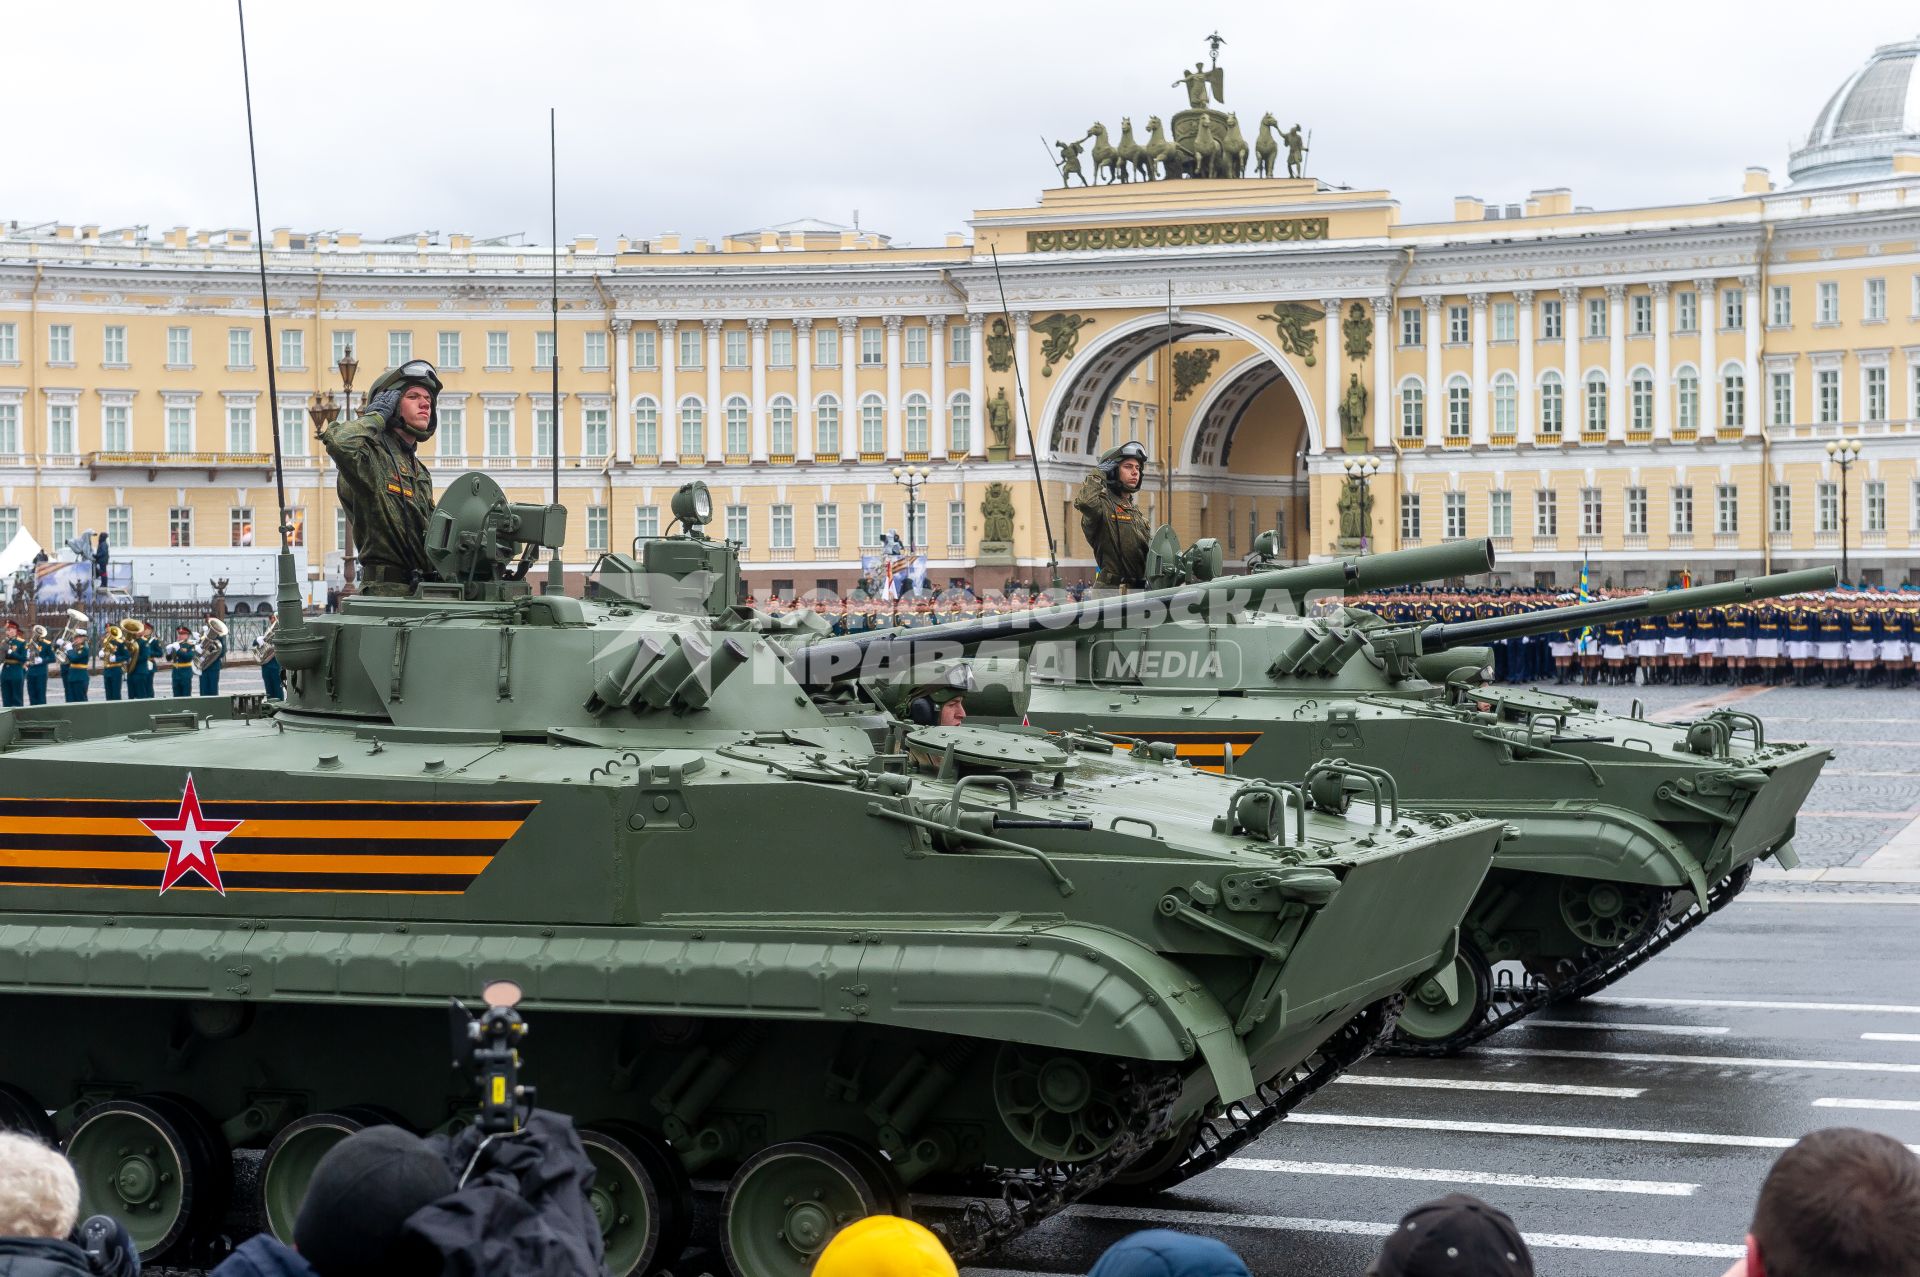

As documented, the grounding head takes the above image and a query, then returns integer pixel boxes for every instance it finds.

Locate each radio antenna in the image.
[235,0,288,553]
[544,107,565,596]
[987,247,1060,589]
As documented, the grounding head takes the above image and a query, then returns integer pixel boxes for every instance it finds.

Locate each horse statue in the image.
[1220,112,1250,179]
[1117,116,1154,181]
[1183,115,1223,181]
[1145,115,1186,179]
[1087,122,1125,184]
[1255,112,1280,179]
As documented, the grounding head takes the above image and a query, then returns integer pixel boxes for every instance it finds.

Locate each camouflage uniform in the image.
[1073,443,1150,588]
[321,362,439,596]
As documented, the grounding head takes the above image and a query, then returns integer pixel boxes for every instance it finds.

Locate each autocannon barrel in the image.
[1418,567,1839,653]
[1266,538,1496,602]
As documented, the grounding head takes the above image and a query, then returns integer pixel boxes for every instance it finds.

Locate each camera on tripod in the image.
[449,979,536,1135]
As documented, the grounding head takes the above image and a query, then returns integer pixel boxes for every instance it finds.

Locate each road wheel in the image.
[721,1139,894,1277]
[64,1094,229,1263]
[579,1121,692,1277]
[1393,944,1493,1052]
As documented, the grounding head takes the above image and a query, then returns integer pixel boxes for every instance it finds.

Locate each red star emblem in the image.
[143,774,242,895]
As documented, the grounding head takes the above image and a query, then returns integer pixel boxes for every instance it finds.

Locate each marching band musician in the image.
[99,627,129,701]
[255,618,283,700]
[165,625,195,698]
[0,621,26,708]
[197,617,225,696]
[59,627,90,702]
[25,625,52,706]
[126,622,158,700]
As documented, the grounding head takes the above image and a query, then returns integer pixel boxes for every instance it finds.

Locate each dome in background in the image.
[1790,38,1920,187]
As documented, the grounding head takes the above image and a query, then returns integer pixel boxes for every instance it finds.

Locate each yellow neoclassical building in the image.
[7,37,1920,593]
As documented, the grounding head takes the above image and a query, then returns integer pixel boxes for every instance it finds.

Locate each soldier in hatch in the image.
[1073,439,1150,589]
[901,664,976,727]
[319,358,440,597]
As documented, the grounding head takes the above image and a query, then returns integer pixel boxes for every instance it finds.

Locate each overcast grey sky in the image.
[6,2,1915,246]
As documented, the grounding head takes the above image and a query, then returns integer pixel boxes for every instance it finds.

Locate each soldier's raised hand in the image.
[366,387,402,424]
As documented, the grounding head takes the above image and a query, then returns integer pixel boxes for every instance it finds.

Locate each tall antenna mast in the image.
[544,107,564,595]
[235,0,288,554]
[987,247,1060,589]
[1162,279,1175,515]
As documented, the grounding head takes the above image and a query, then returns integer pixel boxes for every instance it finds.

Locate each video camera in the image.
[449,979,536,1136]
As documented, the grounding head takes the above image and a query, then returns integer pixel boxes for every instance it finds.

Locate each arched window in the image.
[815,393,840,457]
[768,395,795,457]
[904,392,929,455]
[1538,370,1564,436]
[724,395,750,456]
[677,395,704,458]
[859,392,885,455]
[1584,371,1608,434]
[1629,369,1653,433]
[1446,375,1471,437]
[632,395,658,456]
[1492,372,1517,436]
[1721,361,1745,431]
[948,390,972,454]
[1398,376,1425,438]
[1676,366,1699,432]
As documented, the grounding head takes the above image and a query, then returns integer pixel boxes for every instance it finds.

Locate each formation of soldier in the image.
[0,616,229,704]
[1346,586,1917,687]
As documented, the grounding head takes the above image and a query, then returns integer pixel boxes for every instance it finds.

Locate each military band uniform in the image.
[197,635,224,696]
[257,634,284,700]
[166,634,195,698]
[1073,441,1151,589]
[100,637,127,701]
[25,638,52,705]
[128,634,158,699]
[60,639,89,702]
[319,361,441,597]
[0,631,26,708]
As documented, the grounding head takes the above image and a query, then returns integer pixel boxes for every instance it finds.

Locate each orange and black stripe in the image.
[1124,730,1264,774]
[0,796,537,894]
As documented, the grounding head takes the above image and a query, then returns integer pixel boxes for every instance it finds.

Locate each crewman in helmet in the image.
[319,358,441,597]
[1073,439,1150,589]
[900,663,976,727]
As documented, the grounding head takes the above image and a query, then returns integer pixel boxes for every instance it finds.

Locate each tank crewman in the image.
[0,621,26,708]
[319,358,440,597]
[1073,440,1151,590]
[99,629,127,701]
[197,619,225,696]
[24,625,50,705]
[900,663,976,727]
[59,629,90,702]
[165,626,195,697]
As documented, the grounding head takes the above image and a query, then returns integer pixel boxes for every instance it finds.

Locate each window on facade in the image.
[229,506,255,547]
[859,501,883,548]
[1770,285,1791,327]
[166,404,192,452]
[1488,490,1512,538]
[224,328,249,369]
[768,328,793,367]
[633,328,657,370]
[535,332,555,371]
[950,322,971,364]
[768,504,794,550]
[1722,365,1745,430]
[1817,281,1839,324]
[1399,379,1424,438]
[583,406,610,457]
[1540,297,1562,340]
[677,327,701,369]
[1816,482,1838,533]
[0,508,17,546]
[905,326,928,364]
[1816,368,1840,423]
[1584,297,1607,339]
[168,326,193,366]
[859,394,884,454]
[678,398,704,456]
[388,330,411,368]
[433,404,460,458]
[1672,486,1694,535]
[635,505,659,540]
[101,403,129,451]
[0,404,15,454]
[226,402,253,453]
[1538,372,1563,435]
[1677,369,1699,431]
[814,503,839,549]
[905,499,927,550]
[815,325,839,366]
[1630,294,1651,336]
[581,330,607,370]
[168,507,193,548]
[1865,480,1887,533]
[1443,492,1466,540]
[722,397,749,455]
[1584,371,1608,433]
[1447,305,1469,344]
[1535,489,1558,537]
[487,331,511,368]
[1493,301,1516,342]
[533,406,555,457]
[723,329,747,368]
[1721,288,1743,332]
[1626,486,1648,536]
[860,327,884,365]
[904,393,929,454]
[272,328,304,373]
[1676,291,1698,332]
[1715,485,1738,535]
[1580,487,1603,537]
[50,507,73,550]
[1400,307,1422,347]
[1492,372,1516,435]
[107,506,130,548]
[1865,366,1888,422]
[769,397,795,456]
[42,404,73,455]
[1866,278,1888,322]
[1630,371,1653,433]
[335,508,348,551]
[950,392,972,454]
[815,394,840,456]
[0,322,15,362]
[431,330,458,369]
[330,329,353,370]
[939,500,960,549]
[585,506,608,553]
[633,397,658,455]
[1400,493,1421,541]
[1446,377,1470,437]
[485,406,512,458]
[1770,371,1793,426]
[1770,484,1791,534]
[103,324,128,365]
[725,505,748,546]
[46,324,73,364]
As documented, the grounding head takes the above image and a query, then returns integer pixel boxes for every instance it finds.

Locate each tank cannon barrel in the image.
[1418,567,1839,653]
[1269,538,1496,602]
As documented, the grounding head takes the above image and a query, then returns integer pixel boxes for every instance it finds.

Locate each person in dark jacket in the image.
[0,1131,90,1277]
[1087,1229,1253,1277]
[92,534,109,589]
[1367,1193,1533,1277]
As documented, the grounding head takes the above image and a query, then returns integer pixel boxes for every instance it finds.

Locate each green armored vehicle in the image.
[843,538,1832,1074]
[0,477,1503,1276]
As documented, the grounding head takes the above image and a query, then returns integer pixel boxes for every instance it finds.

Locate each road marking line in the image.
[1048,1203,1745,1261]
[1332,1074,1645,1098]
[1523,1019,1730,1036]
[1739,893,1920,905]
[1474,1045,1920,1074]
[1863,1032,1920,1042]
[1283,1111,1801,1149]
[1219,1157,1698,1196]
[1813,1098,1920,1112]
[1864,810,1920,871]
[1592,995,1920,1014]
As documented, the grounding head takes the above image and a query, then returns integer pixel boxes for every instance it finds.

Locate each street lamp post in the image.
[1827,436,1863,585]
[891,464,931,598]
[336,347,359,594]
[1341,454,1381,553]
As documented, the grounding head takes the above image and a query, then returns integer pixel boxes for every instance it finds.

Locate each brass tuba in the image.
[58,608,87,646]
[100,623,123,671]
[193,616,229,673]
[254,615,278,667]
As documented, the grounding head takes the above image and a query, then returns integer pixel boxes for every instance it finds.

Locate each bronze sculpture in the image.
[980,482,1016,543]
[1339,373,1370,447]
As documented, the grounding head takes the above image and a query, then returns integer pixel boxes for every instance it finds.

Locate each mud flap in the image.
[1193,1022,1256,1103]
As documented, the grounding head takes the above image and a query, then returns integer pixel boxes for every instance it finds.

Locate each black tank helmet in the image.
[1099,439,1149,493]
[366,358,444,442]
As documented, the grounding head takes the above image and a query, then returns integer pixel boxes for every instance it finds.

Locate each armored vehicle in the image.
[0,478,1503,1276]
[847,539,1832,1073]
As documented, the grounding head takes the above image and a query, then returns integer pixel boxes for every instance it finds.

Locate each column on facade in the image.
[611,319,633,462]
[794,319,814,462]
[1012,312,1033,456]
[883,316,904,459]
[1696,278,1718,437]
[1370,296,1392,448]
[928,315,948,459]
[1606,285,1627,442]
[1320,298,1342,454]
[703,319,723,462]
[658,320,678,464]
[1468,293,1490,446]
[1423,296,1443,446]
[1651,282,1671,440]
[839,317,858,456]
[1742,275,1761,436]
[748,318,769,462]
[967,314,987,457]
[1559,286,1580,436]
[1515,290,1535,445]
